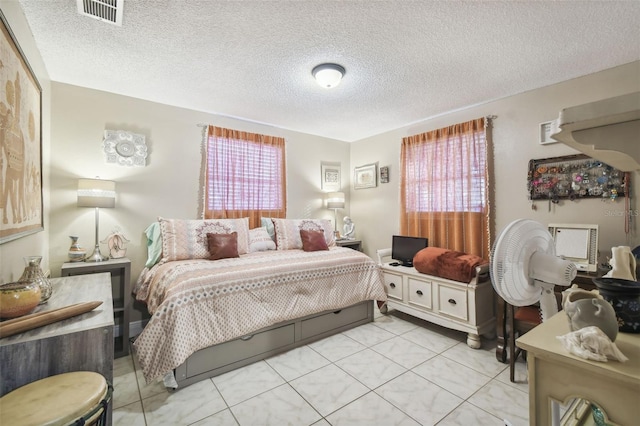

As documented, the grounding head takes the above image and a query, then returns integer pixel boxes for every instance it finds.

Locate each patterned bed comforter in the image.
[133,247,387,383]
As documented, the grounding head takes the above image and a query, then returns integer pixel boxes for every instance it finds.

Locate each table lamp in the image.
[77,178,116,262]
[326,192,345,237]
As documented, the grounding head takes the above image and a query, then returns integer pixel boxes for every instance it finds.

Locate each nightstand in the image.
[336,239,362,251]
[61,258,131,358]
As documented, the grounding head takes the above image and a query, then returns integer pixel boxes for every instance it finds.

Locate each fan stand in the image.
[537,281,560,322]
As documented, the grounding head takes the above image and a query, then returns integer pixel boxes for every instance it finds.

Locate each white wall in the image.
[0,2,51,283]
[350,61,640,264]
[48,83,350,321]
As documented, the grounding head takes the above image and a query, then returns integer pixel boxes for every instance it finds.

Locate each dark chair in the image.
[506,303,541,382]
[496,294,564,382]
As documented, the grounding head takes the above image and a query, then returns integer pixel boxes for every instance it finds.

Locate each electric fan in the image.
[491,219,577,321]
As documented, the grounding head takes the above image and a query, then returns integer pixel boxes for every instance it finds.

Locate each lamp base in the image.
[85,245,109,262]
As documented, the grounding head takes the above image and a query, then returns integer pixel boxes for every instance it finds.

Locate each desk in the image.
[0,273,114,395]
[516,312,640,426]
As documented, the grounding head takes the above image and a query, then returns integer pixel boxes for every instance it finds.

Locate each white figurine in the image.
[342,216,355,240]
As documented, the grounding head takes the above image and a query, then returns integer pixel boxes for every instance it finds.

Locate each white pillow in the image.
[249,227,276,252]
[158,217,250,262]
[271,218,335,250]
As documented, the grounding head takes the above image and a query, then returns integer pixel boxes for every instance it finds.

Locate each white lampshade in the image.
[312,63,345,88]
[77,178,116,208]
[326,192,345,209]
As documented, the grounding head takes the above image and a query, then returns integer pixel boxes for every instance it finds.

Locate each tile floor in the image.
[112,308,531,426]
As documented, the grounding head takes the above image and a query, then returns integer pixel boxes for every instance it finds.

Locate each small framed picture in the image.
[321,161,341,192]
[539,121,557,145]
[380,166,389,184]
[354,163,377,189]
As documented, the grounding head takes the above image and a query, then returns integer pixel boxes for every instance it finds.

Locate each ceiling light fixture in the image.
[312,63,345,89]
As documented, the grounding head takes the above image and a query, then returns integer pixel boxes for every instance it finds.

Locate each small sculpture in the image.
[342,216,355,240]
[101,229,129,259]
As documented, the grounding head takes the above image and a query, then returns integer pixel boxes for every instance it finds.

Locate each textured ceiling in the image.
[16,0,640,142]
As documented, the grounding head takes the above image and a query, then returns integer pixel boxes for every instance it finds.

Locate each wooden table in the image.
[516,311,640,426]
[0,273,114,422]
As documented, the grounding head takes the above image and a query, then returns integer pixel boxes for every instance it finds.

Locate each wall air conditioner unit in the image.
[549,92,640,172]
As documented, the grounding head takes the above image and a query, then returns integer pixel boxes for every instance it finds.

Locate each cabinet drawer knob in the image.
[448,298,457,305]
[240,334,254,341]
[416,290,423,296]
[389,283,396,288]
[333,310,342,314]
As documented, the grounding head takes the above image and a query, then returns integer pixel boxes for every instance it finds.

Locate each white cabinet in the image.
[380,262,495,348]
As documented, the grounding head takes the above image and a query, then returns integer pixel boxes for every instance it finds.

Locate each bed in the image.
[133,217,387,388]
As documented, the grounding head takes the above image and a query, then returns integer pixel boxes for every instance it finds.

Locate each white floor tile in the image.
[400,325,462,353]
[189,409,239,426]
[441,342,509,377]
[372,335,437,369]
[307,332,367,362]
[265,345,330,381]
[342,322,396,346]
[437,401,505,425]
[142,379,227,426]
[495,358,529,393]
[375,371,463,425]
[112,400,146,426]
[212,361,285,407]
[335,348,407,389]
[113,368,141,409]
[290,364,369,417]
[412,356,492,399]
[230,384,321,426]
[467,380,529,426]
[373,313,420,335]
[326,391,420,426]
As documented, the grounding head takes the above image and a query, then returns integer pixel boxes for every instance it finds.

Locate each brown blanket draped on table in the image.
[413,247,487,283]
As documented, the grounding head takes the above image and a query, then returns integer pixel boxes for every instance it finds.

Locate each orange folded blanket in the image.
[413,247,487,283]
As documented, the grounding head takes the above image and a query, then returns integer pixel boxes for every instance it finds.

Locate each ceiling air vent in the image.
[76,0,124,26]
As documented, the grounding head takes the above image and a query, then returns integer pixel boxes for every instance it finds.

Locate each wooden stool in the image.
[0,371,112,426]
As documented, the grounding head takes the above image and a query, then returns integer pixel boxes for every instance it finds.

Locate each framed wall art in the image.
[321,161,341,192]
[380,166,389,183]
[0,11,43,244]
[354,163,377,189]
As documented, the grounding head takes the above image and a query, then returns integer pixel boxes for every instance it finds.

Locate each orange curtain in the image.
[400,117,490,259]
[203,126,286,228]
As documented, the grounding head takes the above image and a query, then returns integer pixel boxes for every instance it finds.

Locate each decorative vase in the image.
[0,281,41,319]
[18,256,52,305]
[68,236,87,262]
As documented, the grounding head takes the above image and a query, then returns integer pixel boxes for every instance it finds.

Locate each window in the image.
[400,117,490,257]
[204,126,286,227]
[404,131,487,213]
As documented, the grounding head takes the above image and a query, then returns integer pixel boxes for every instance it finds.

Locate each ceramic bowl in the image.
[593,278,640,333]
[0,282,41,319]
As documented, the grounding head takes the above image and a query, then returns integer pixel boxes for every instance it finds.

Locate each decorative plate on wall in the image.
[102,130,148,166]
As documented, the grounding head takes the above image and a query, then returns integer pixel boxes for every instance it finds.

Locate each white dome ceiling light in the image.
[312,63,346,89]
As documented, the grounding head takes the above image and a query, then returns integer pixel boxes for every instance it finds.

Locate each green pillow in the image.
[145,222,163,268]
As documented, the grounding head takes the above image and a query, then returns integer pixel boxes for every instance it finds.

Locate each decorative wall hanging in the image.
[380,166,389,183]
[321,161,341,191]
[103,130,148,166]
[528,154,626,202]
[354,163,377,189]
[0,11,44,244]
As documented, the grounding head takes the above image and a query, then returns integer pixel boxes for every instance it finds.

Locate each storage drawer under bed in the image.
[185,323,295,377]
[300,302,369,339]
